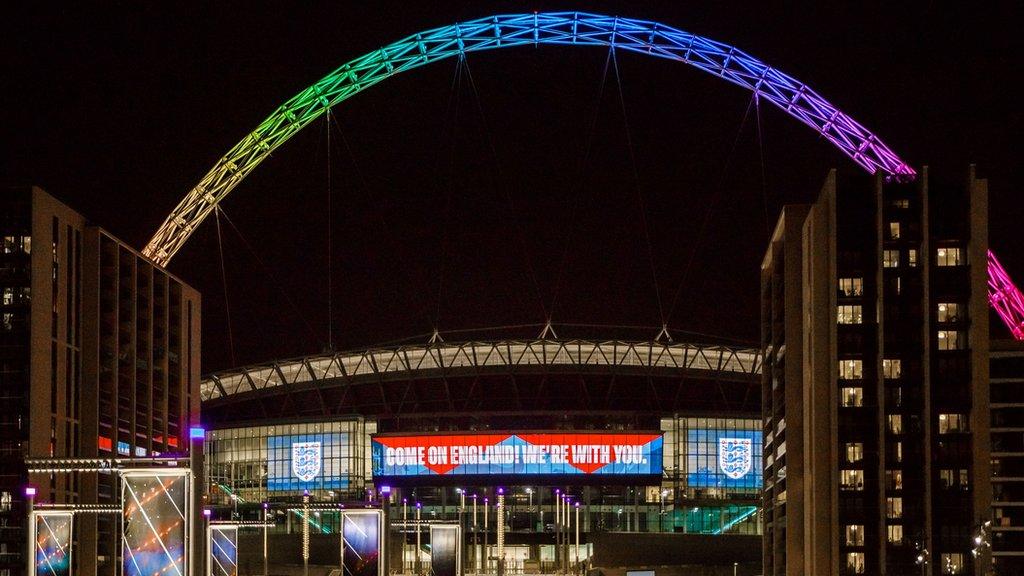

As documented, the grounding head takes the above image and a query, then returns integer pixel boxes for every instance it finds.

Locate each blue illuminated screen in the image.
[267,433,349,491]
[686,429,762,489]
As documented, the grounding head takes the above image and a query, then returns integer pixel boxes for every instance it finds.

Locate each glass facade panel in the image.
[205,418,373,503]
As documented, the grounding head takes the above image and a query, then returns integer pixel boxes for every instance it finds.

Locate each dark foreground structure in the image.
[761,167,991,576]
[0,187,202,576]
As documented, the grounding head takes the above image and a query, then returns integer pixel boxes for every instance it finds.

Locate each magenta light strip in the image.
[988,250,1024,340]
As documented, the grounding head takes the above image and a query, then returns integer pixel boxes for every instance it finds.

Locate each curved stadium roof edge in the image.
[201,337,764,402]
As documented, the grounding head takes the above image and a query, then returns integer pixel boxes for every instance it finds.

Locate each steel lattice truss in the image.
[140,11,1024,339]
[989,251,1024,339]
[200,338,761,401]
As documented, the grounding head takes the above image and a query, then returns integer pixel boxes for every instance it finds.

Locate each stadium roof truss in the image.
[201,338,762,402]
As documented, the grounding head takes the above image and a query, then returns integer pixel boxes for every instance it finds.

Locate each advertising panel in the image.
[372,432,662,479]
[34,512,72,576]
[209,526,238,576]
[122,471,189,576]
[266,433,349,491]
[342,510,383,576]
[429,525,459,576]
[686,428,762,489]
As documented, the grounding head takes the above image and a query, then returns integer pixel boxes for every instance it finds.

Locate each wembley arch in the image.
[140,11,1024,338]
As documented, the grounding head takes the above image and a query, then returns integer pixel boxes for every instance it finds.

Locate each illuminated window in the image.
[937,330,965,350]
[889,222,901,239]
[841,469,864,491]
[937,303,963,323]
[0,492,10,511]
[882,358,902,379]
[845,443,864,464]
[936,247,964,266]
[889,198,910,209]
[841,387,864,407]
[883,249,900,268]
[840,360,863,380]
[886,469,903,490]
[939,469,969,490]
[892,441,903,463]
[908,249,918,267]
[846,552,865,574]
[888,415,903,434]
[887,524,904,544]
[839,278,863,297]
[886,497,903,519]
[845,524,865,546]
[838,305,863,324]
[940,553,964,574]
[938,413,968,434]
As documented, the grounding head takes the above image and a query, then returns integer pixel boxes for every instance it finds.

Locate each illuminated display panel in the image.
[686,428,762,489]
[342,511,382,576]
[122,471,188,576]
[209,526,237,576]
[372,432,663,480]
[266,432,349,491]
[34,512,72,576]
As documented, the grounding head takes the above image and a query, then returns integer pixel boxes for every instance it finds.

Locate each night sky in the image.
[5,2,1022,372]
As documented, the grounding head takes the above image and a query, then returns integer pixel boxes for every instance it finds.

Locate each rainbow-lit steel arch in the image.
[141,11,1024,338]
[143,11,915,264]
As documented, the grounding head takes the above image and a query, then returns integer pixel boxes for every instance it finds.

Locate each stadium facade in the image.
[198,334,765,571]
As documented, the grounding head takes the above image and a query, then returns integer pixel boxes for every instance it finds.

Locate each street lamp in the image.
[262,503,270,576]
[415,502,422,575]
[574,501,580,572]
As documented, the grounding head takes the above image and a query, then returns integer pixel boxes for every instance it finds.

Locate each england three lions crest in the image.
[719,438,752,480]
[292,441,322,482]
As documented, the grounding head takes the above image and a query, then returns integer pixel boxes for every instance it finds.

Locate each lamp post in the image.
[472,494,478,573]
[403,498,408,574]
[415,502,422,575]
[203,508,212,576]
[25,485,36,576]
[263,502,269,576]
[565,494,573,573]
[484,497,489,575]
[557,487,565,569]
[574,501,580,573]
[379,486,391,576]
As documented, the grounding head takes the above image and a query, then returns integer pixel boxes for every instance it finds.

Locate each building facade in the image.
[0,187,201,576]
[761,167,990,576]
[991,339,1024,573]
